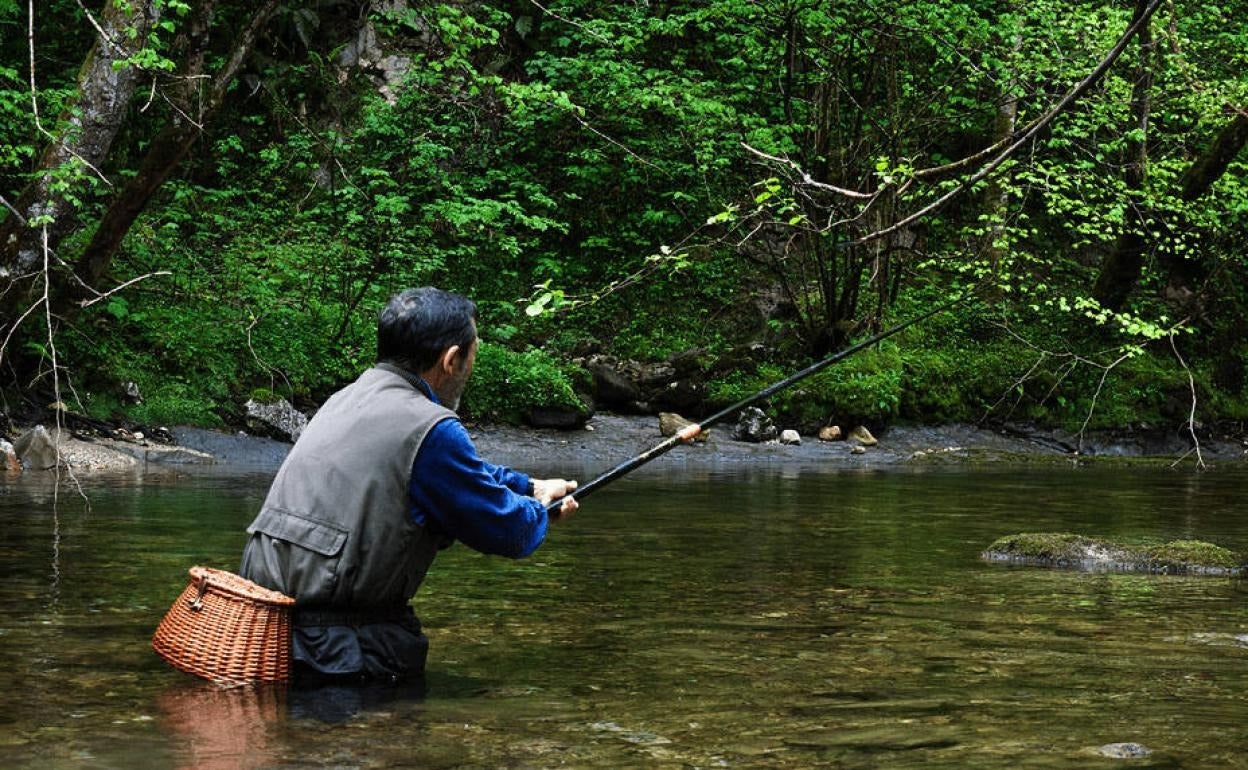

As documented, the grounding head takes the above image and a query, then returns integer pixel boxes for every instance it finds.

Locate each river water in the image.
[1,463,1246,768]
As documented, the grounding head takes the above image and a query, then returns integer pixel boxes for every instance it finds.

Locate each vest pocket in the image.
[247,508,349,602]
[248,508,348,557]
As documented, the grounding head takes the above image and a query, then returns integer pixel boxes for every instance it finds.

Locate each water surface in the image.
[1,464,1246,768]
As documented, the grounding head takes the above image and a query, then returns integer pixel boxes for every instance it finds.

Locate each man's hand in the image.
[532,477,579,520]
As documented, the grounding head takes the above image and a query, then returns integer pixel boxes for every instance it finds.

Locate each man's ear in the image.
[438,344,462,374]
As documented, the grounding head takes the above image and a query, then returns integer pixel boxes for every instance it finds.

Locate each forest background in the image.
[1,0,1246,442]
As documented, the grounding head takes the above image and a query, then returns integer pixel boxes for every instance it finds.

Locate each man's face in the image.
[437,323,478,410]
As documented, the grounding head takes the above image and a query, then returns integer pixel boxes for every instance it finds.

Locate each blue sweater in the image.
[406,385,547,558]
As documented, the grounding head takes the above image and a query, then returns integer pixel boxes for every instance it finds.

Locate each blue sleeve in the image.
[483,457,532,495]
[409,419,547,558]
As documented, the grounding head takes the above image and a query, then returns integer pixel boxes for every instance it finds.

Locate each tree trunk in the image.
[982,28,1022,269]
[1158,110,1248,298]
[74,0,279,291]
[1091,0,1154,310]
[0,0,159,280]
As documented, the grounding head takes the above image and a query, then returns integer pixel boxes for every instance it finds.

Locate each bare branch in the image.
[527,0,615,47]
[73,0,124,55]
[0,192,27,224]
[1076,352,1132,453]
[1168,331,1205,469]
[76,271,172,307]
[849,0,1165,248]
[741,143,874,199]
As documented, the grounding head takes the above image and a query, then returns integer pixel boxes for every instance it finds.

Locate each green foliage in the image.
[462,342,585,422]
[707,344,903,429]
[5,0,1248,436]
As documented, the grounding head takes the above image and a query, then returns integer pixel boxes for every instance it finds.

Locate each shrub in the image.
[706,344,903,430]
[462,341,586,423]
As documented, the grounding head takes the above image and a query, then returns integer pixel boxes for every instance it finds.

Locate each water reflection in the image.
[286,677,428,724]
[1,465,1247,768]
[157,684,283,770]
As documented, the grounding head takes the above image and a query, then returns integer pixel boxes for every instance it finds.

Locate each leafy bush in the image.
[706,344,903,430]
[462,341,586,423]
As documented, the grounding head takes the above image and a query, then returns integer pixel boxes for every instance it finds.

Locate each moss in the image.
[1145,540,1241,570]
[984,532,1245,575]
[985,532,1097,562]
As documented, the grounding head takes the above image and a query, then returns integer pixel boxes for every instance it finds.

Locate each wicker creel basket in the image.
[152,566,295,685]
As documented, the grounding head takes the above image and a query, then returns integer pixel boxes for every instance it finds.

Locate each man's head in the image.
[378,287,479,409]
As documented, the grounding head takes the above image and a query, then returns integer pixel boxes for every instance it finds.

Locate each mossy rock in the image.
[983,532,1245,575]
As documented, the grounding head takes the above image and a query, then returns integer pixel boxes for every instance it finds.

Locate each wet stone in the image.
[1098,742,1152,759]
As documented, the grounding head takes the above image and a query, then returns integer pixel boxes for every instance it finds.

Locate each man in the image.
[239,287,578,682]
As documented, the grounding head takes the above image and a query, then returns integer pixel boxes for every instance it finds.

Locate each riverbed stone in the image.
[817,425,843,442]
[1097,743,1151,759]
[780,429,801,445]
[848,425,878,446]
[659,412,706,442]
[14,425,59,469]
[587,361,643,408]
[1,439,20,473]
[731,407,778,443]
[525,404,591,430]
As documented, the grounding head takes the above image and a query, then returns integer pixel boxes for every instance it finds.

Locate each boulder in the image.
[626,360,678,389]
[667,347,707,376]
[659,412,707,442]
[848,425,878,446]
[982,532,1245,575]
[850,445,867,455]
[650,378,705,412]
[245,399,309,443]
[14,425,59,469]
[586,362,643,409]
[817,425,843,442]
[122,381,143,404]
[731,407,778,443]
[780,429,801,445]
[1,439,20,473]
[524,403,592,430]
[579,350,713,415]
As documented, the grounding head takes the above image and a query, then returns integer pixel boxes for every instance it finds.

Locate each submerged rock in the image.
[983,532,1245,575]
[1097,742,1152,759]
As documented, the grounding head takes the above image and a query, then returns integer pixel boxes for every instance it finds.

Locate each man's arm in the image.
[408,419,549,557]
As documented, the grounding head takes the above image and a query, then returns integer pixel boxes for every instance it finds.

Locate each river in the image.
[1,462,1246,768]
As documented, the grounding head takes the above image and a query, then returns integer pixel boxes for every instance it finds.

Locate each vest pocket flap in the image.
[248,509,347,556]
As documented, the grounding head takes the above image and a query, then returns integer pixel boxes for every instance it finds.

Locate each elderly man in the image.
[240,287,578,682]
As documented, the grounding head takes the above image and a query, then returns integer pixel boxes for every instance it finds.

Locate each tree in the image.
[74,0,278,290]
[0,0,159,303]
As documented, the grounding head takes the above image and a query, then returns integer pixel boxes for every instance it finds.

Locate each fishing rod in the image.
[546,291,976,514]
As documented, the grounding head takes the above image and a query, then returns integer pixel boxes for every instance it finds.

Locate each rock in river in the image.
[982,532,1245,575]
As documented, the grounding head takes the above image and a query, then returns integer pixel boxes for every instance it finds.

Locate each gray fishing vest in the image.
[239,364,456,610]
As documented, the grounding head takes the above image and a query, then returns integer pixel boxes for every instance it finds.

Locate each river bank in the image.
[462,415,1248,474]
[10,414,1244,476]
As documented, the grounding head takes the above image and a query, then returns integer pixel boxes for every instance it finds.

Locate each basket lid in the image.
[188,566,295,607]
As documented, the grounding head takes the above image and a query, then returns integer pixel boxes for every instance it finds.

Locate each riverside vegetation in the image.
[1,1,1246,441]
